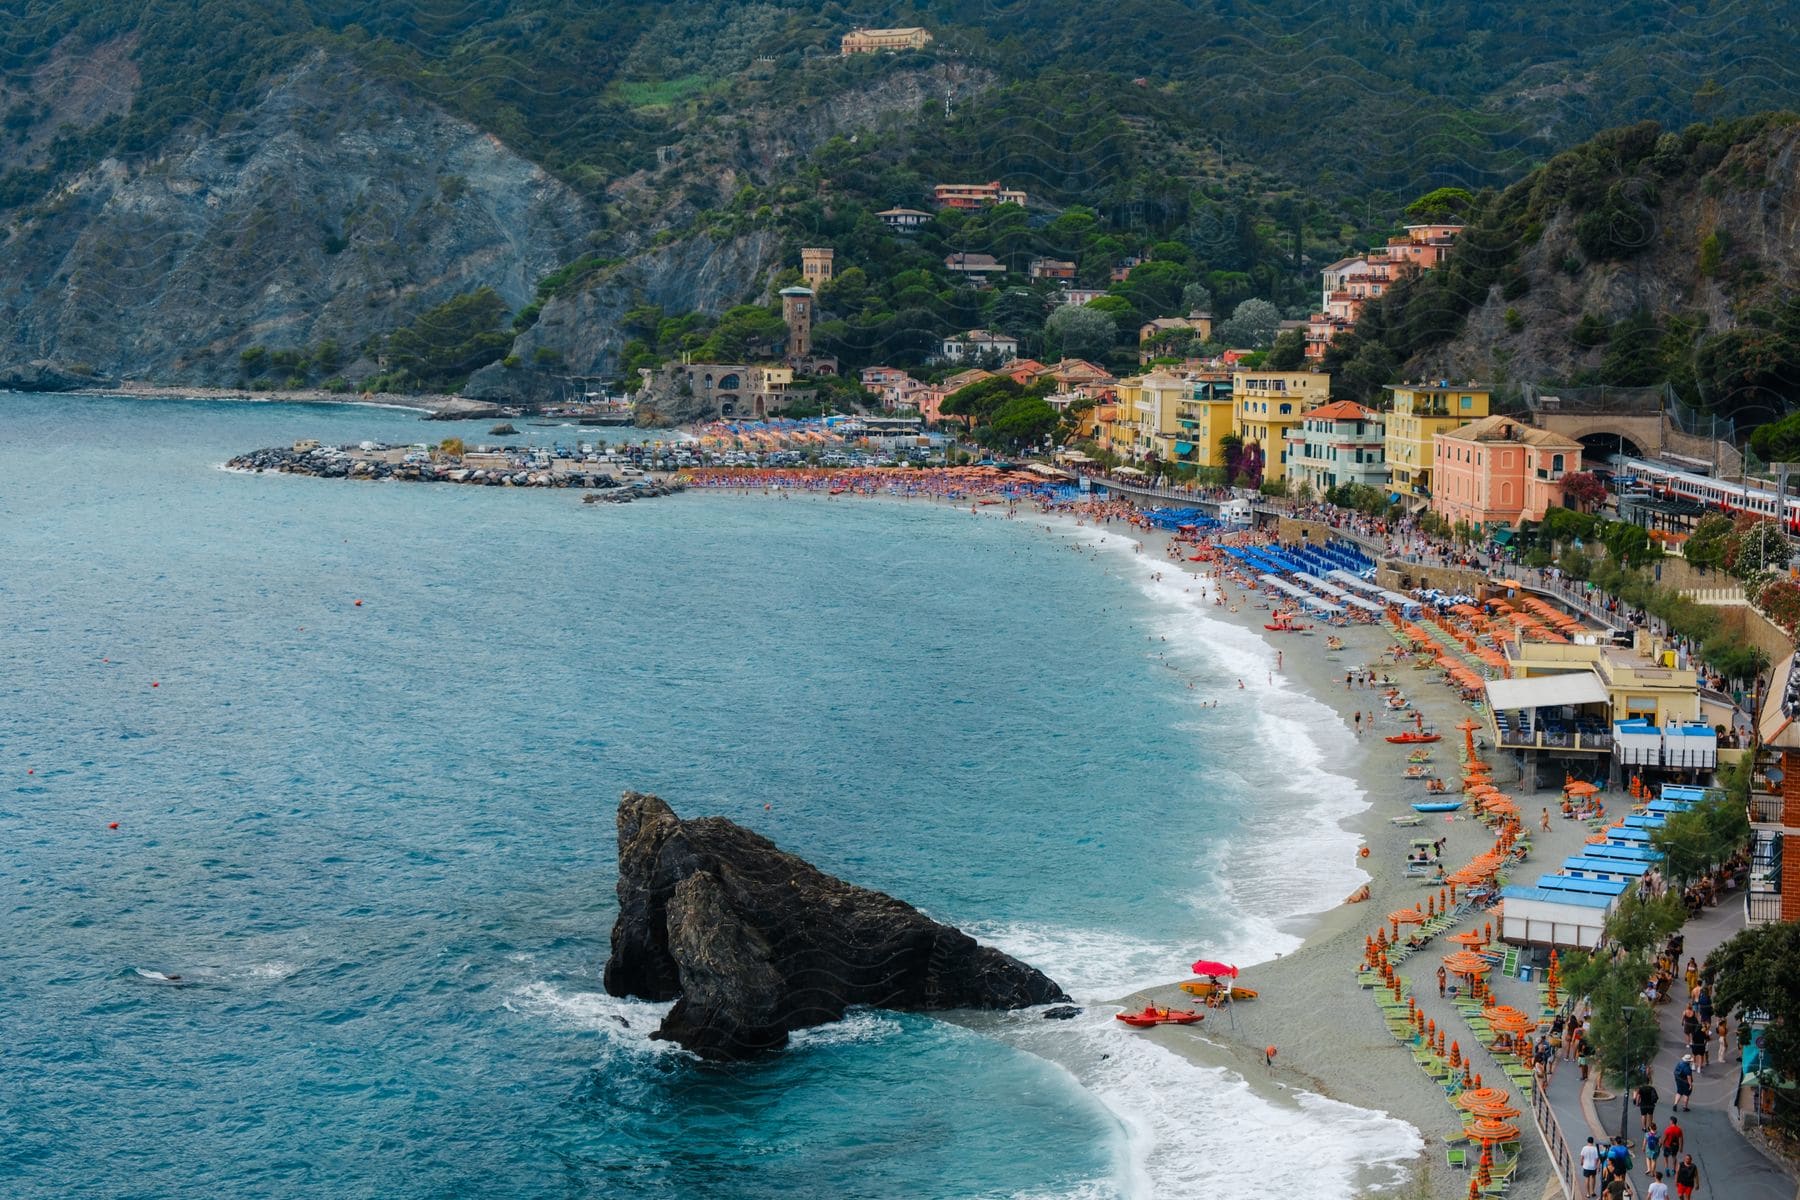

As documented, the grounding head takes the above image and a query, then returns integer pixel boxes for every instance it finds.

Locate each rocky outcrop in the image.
[469,228,781,405]
[604,792,1068,1059]
[0,52,592,388]
[0,359,116,392]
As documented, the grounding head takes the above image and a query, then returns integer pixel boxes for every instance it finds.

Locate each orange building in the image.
[840,27,933,54]
[1430,415,1582,529]
[933,181,1028,210]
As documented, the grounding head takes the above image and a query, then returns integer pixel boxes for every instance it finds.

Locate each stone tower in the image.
[780,286,814,359]
[801,247,835,285]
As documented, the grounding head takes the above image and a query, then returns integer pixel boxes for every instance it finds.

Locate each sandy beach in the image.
[1078,518,1601,1200]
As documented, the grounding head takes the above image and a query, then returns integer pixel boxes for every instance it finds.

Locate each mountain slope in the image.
[1325,113,1800,430]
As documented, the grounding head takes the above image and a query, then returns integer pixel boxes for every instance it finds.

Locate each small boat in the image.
[1386,732,1441,744]
[1179,982,1259,1001]
[1412,801,1464,812]
[1115,1004,1205,1028]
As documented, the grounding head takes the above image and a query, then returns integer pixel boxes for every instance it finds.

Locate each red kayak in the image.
[1115,1004,1205,1028]
[1386,732,1441,744]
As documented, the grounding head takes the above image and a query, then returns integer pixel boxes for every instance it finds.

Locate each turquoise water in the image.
[0,394,1418,1198]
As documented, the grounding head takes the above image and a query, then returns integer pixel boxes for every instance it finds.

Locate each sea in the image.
[0,393,1422,1198]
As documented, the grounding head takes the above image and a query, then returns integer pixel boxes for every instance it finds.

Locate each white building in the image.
[1283,399,1387,495]
[938,329,1019,363]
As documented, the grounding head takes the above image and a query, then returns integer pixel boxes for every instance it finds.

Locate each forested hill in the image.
[1324,114,1800,434]
[4,0,1800,394]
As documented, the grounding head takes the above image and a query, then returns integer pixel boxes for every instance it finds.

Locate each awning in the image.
[1173,442,1194,455]
[1485,673,1609,711]
[1389,492,1401,503]
[1492,529,1515,545]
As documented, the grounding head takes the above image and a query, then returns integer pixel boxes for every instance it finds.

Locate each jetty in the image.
[228,443,686,499]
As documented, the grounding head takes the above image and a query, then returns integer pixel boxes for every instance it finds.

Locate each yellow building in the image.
[1104,371,1236,470]
[840,27,933,54]
[1231,369,1332,483]
[1383,381,1492,506]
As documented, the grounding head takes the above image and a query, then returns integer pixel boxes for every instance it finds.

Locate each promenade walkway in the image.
[1535,899,1795,1199]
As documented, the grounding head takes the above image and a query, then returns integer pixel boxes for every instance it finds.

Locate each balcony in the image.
[1749,791,1785,827]
[1494,729,1613,753]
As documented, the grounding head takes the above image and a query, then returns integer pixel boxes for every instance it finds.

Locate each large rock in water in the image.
[603,791,1068,1059]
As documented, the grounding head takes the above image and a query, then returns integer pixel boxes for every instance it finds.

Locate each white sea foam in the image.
[1004,1009,1422,1200]
[787,1009,902,1049]
[969,921,1193,1000]
[506,980,678,1056]
[1002,515,1418,1198]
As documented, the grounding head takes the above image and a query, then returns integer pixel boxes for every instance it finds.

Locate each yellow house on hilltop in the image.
[840,27,933,54]
[1384,381,1492,506]
[1232,369,1331,483]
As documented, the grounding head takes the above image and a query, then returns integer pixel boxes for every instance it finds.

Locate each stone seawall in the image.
[228,445,685,502]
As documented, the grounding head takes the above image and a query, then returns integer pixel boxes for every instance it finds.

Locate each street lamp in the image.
[1618,1005,1636,1143]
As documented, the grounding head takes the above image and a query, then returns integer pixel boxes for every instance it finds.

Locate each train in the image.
[1611,457,1800,533]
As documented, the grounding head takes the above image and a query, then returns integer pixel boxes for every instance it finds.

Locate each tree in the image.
[983,395,1059,450]
[1560,472,1608,513]
[381,287,513,389]
[1181,283,1214,314]
[1045,304,1117,360]
[1748,409,1800,464]
[941,376,1023,423]
[1216,298,1281,349]
[1650,793,1749,886]
[694,304,789,362]
[1266,329,1305,369]
[1707,922,1800,1129]
[1404,187,1475,222]
[1684,514,1734,569]
[1728,520,1789,580]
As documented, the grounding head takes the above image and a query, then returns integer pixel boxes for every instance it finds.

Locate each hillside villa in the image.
[1305,223,1464,360]
[840,27,933,54]
[933,182,1028,209]
[938,329,1019,363]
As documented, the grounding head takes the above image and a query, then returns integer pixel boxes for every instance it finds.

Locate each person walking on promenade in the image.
[1717,1016,1730,1064]
[1683,957,1698,995]
[1636,1080,1659,1132]
[1672,1056,1693,1110]
[1542,806,1552,831]
[1673,1154,1698,1200]
[1660,1116,1682,1169]
[1437,965,1447,998]
[1580,1137,1601,1198]
[1645,1170,1669,1200]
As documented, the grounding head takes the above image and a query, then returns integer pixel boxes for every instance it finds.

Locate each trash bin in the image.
[1519,965,1534,983]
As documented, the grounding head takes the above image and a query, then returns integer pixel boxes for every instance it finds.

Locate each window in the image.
[1461,396,1472,409]
[1552,453,1565,474]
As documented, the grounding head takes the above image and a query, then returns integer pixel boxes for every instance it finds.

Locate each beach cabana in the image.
[1497,884,1613,949]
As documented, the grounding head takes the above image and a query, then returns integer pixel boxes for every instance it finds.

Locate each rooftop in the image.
[1386,380,1492,394]
[1304,400,1380,422]
[1438,414,1580,448]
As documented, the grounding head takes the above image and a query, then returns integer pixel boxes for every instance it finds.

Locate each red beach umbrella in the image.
[1190,959,1238,978]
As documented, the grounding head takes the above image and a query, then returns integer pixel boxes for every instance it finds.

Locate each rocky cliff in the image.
[0,53,593,386]
[1403,118,1800,397]
[604,791,1068,1060]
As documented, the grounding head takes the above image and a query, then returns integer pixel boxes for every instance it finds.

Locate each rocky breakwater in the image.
[227,444,685,499]
[603,791,1070,1060]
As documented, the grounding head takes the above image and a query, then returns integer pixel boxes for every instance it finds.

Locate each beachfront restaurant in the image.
[1484,673,1613,787]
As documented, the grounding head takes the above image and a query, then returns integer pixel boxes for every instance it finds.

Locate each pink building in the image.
[1431,415,1583,529]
